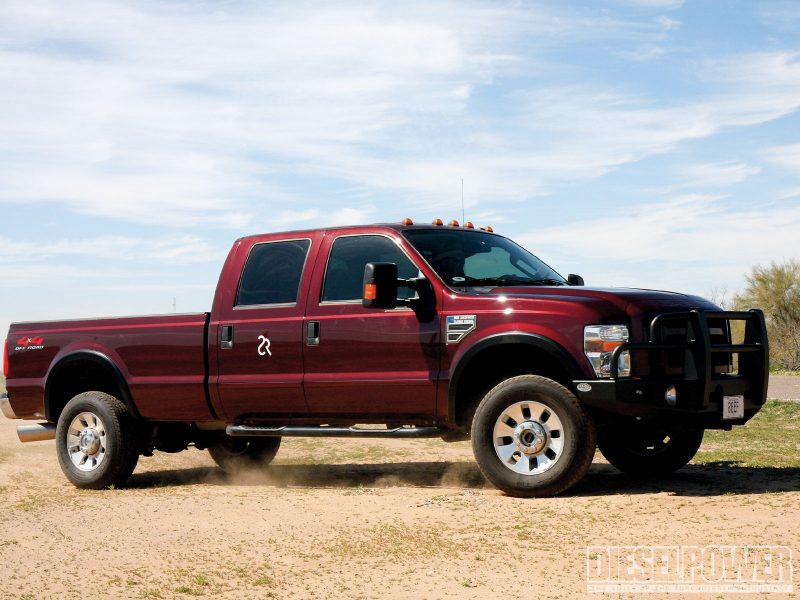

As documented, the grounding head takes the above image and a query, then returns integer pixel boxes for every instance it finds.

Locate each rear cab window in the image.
[236,239,311,307]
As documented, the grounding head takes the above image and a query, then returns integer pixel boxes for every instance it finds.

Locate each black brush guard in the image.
[573,309,769,428]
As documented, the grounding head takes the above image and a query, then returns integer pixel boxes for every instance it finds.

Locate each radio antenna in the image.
[461,179,465,224]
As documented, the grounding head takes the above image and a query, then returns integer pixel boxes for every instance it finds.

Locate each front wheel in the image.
[56,391,142,489]
[597,427,704,477]
[471,375,596,498]
[208,437,281,470]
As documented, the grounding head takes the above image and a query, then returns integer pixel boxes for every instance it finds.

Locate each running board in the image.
[226,425,445,438]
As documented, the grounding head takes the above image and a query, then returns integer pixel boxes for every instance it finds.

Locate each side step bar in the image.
[226,425,445,438]
[17,423,57,443]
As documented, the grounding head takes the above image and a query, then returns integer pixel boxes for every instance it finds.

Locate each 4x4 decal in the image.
[15,335,44,350]
[446,315,476,344]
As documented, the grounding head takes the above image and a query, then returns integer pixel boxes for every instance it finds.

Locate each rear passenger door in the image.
[302,231,440,421]
[216,234,321,420]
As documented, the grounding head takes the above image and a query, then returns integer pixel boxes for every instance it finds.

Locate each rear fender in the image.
[44,350,139,421]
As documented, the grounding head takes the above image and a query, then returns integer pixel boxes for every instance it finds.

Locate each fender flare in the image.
[44,350,139,421]
[447,332,584,426]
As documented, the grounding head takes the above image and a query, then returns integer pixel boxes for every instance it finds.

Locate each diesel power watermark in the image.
[587,546,793,593]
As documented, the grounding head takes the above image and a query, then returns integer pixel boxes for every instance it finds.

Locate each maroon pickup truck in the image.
[1,220,769,496]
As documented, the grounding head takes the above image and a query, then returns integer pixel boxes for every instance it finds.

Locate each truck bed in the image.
[6,313,212,421]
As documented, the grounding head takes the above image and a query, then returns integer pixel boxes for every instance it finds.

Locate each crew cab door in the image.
[302,230,440,421]
[215,233,322,420]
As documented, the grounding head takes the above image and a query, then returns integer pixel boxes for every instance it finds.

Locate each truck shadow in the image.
[127,461,800,497]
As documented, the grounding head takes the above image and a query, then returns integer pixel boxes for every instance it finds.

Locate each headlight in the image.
[584,325,631,378]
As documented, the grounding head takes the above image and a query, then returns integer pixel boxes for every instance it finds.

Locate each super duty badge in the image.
[446,315,476,344]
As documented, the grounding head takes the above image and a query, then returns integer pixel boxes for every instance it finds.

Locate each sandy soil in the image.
[1,418,798,600]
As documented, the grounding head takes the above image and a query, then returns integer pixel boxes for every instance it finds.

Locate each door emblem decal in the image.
[446,315,476,344]
[258,336,272,356]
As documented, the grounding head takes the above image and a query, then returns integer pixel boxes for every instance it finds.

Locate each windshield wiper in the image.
[460,277,564,287]
[526,278,567,286]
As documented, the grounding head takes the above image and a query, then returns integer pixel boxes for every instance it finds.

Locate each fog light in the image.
[665,385,677,406]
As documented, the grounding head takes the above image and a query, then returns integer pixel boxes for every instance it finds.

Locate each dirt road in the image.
[770,375,800,401]
[1,414,798,600]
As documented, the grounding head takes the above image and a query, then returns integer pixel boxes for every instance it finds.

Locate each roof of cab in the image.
[237,221,499,243]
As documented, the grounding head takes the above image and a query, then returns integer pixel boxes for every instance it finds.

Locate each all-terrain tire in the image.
[598,427,704,477]
[56,391,143,490]
[208,437,282,470]
[471,375,596,498]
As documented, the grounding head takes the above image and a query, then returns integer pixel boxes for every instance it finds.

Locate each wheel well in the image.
[452,344,574,430]
[46,360,127,423]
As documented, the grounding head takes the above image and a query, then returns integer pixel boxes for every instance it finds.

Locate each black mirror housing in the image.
[568,274,584,286]
[363,262,399,309]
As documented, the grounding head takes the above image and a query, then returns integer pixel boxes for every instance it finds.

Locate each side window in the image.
[322,236,420,302]
[236,239,311,306]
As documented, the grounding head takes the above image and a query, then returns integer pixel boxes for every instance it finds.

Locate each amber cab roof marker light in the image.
[464,222,474,229]
[485,225,493,232]
[448,220,460,227]
[401,218,414,226]
[432,219,443,226]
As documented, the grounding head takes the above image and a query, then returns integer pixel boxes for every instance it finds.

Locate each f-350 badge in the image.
[446,315,476,344]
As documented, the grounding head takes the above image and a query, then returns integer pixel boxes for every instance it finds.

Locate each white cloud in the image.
[766,143,800,174]
[519,195,800,294]
[4,2,794,228]
[680,161,760,188]
[271,209,323,230]
[777,187,800,200]
[0,235,222,264]
[613,0,685,8]
[330,206,377,226]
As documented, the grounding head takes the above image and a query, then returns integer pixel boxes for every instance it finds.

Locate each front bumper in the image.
[573,309,768,428]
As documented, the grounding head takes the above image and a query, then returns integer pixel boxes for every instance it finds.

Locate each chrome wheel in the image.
[67,412,107,472]
[492,400,564,475]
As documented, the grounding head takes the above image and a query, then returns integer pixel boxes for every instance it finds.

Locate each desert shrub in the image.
[734,259,800,370]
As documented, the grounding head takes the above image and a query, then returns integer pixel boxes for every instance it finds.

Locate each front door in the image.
[216,234,321,420]
[302,231,441,421]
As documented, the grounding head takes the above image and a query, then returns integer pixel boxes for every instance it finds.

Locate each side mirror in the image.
[362,263,399,309]
[567,274,584,286]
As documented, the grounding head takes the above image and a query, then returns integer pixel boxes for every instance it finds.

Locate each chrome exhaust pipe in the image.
[17,423,56,443]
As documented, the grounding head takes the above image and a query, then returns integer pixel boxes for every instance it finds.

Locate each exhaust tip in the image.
[17,423,56,443]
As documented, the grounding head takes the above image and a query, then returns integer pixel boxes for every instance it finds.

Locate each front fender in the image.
[447,331,586,426]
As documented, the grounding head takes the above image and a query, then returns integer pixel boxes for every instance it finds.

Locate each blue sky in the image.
[1,0,799,333]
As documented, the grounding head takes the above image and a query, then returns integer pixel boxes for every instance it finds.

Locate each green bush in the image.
[734,259,800,370]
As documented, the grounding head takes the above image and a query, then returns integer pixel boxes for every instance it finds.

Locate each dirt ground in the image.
[1,415,798,600]
[769,375,800,401]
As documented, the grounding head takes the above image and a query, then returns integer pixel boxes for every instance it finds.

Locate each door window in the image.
[236,239,311,306]
[322,235,420,302]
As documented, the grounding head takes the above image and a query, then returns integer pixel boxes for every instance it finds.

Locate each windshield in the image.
[402,229,565,288]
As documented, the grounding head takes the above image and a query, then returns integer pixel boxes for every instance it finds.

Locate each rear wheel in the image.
[208,437,281,470]
[56,391,142,489]
[471,375,596,498]
[598,427,704,477]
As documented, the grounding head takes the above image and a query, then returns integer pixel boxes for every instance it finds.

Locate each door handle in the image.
[306,321,320,346]
[221,325,234,349]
